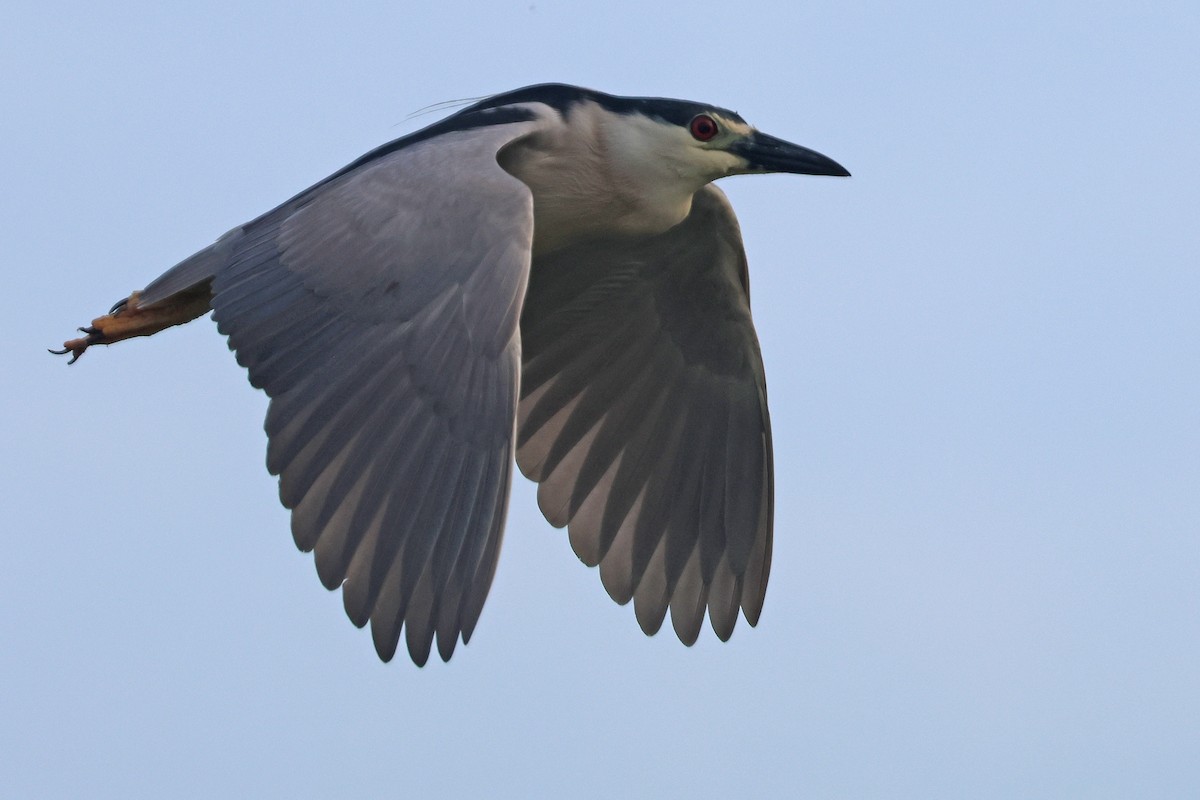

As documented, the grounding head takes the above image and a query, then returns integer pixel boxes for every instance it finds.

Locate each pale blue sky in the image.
[3,1,1198,797]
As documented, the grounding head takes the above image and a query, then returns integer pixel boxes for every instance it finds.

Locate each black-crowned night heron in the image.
[56,83,849,665]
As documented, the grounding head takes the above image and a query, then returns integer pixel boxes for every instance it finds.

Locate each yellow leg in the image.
[52,283,212,364]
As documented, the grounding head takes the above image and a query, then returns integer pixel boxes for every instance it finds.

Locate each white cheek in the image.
[706,149,746,177]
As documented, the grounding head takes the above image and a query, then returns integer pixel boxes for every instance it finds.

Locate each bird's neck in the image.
[499,106,699,254]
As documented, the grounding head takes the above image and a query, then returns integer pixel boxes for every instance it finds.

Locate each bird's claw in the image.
[51,292,144,365]
[52,285,212,364]
[49,325,106,364]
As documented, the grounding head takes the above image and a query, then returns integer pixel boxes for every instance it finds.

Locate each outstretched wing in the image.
[147,120,540,665]
[517,185,774,645]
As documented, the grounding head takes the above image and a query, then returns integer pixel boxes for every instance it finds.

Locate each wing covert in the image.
[517,185,775,645]
[208,122,538,664]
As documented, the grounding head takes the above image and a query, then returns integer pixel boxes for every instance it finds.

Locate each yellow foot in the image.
[52,285,212,363]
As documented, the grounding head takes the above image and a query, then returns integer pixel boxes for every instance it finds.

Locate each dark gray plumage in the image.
[56,84,848,664]
[517,186,772,644]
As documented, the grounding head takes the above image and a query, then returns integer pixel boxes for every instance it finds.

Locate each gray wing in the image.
[517,185,774,645]
[146,122,538,665]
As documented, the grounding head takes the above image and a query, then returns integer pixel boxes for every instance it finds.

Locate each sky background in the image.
[3,1,1198,797]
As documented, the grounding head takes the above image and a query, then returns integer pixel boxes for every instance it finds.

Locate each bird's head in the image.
[473,84,850,245]
[596,96,851,189]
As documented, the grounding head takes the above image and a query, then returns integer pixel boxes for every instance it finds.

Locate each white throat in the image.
[499,102,721,253]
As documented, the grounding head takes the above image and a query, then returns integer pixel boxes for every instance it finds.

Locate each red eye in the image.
[689,114,719,141]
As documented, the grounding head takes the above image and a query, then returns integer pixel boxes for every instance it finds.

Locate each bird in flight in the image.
[55,84,849,665]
